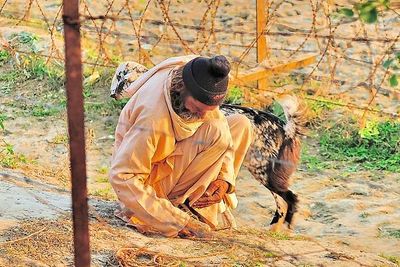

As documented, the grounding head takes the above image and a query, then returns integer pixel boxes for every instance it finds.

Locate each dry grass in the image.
[0,215,127,266]
[0,207,395,267]
[0,218,74,265]
[0,214,304,267]
[19,160,71,187]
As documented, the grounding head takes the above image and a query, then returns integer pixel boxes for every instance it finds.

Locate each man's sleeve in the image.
[218,143,236,194]
[109,119,190,237]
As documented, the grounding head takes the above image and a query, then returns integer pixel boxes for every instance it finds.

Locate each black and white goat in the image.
[221,99,305,231]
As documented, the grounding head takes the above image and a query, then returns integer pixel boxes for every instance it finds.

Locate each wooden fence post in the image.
[256,0,269,90]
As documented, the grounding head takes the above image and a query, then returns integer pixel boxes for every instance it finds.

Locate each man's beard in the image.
[170,90,202,122]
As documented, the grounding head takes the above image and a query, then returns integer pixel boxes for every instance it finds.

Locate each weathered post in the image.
[256,0,269,90]
[63,1,90,266]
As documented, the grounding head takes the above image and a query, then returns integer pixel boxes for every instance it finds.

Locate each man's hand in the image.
[192,179,229,209]
[179,217,212,238]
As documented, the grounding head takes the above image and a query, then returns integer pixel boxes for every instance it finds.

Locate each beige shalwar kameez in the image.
[109,56,253,237]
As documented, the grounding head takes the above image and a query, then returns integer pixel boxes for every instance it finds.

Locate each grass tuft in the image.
[0,114,7,130]
[319,118,400,172]
[305,97,336,124]
[0,49,11,64]
[225,86,244,105]
[379,228,400,239]
[379,253,400,266]
[31,104,61,117]
[91,186,116,200]
[0,142,28,168]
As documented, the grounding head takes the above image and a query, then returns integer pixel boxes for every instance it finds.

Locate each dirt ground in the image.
[1,168,398,267]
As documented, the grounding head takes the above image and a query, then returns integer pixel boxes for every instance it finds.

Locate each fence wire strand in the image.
[0,0,399,119]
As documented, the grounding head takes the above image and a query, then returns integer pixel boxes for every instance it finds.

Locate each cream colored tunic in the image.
[110,56,252,237]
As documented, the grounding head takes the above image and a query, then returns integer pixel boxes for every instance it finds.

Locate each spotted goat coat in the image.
[110,61,306,231]
[221,102,305,231]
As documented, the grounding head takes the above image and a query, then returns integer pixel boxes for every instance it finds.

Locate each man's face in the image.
[184,94,219,119]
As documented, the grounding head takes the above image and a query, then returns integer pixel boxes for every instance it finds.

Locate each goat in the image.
[220,99,305,231]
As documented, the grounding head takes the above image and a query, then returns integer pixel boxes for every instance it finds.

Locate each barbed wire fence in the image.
[0,0,399,119]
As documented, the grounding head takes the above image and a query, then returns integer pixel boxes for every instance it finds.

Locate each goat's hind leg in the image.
[269,191,288,232]
[269,190,299,231]
[282,190,298,230]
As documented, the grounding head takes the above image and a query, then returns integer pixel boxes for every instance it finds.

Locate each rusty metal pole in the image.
[63,1,91,266]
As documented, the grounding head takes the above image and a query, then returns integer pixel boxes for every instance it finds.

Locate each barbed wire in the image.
[157,0,196,54]
[0,0,399,121]
[2,9,400,44]
[195,0,220,53]
[2,46,398,118]
[34,0,63,62]
[236,0,288,68]
[237,82,399,118]
[0,0,9,14]
[123,0,152,64]
[16,0,33,25]
[360,30,400,121]
[287,0,318,60]
[5,6,400,44]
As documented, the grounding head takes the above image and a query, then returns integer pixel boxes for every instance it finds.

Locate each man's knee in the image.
[201,118,231,149]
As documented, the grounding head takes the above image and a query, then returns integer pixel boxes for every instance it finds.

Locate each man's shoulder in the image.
[204,108,226,121]
[119,95,171,129]
[123,85,168,114]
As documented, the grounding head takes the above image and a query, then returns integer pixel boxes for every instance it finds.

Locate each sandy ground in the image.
[236,166,400,258]
[1,168,398,266]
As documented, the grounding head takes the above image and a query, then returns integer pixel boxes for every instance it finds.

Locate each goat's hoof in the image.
[269,223,282,232]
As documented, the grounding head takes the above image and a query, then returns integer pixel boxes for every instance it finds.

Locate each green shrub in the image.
[381,229,400,239]
[301,147,330,172]
[0,50,11,63]
[0,70,20,82]
[0,114,7,130]
[319,119,400,172]
[5,31,65,88]
[305,97,336,124]
[0,142,27,168]
[10,31,40,52]
[225,86,244,105]
[20,55,63,84]
[31,104,61,117]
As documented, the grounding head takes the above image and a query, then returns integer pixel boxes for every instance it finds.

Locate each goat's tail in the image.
[277,95,307,140]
